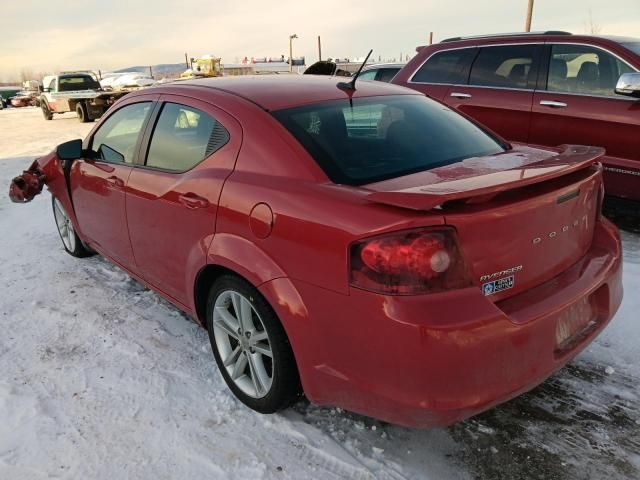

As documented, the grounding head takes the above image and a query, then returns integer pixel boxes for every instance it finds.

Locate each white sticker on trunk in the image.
[482,275,514,296]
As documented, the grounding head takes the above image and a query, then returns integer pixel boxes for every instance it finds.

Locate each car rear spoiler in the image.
[366,145,604,211]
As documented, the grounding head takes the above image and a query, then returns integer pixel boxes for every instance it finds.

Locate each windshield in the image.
[622,42,640,57]
[58,75,100,92]
[272,95,506,185]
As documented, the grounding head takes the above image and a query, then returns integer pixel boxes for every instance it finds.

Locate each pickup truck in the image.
[39,72,129,122]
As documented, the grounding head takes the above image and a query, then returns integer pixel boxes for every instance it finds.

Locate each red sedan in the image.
[9,76,623,427]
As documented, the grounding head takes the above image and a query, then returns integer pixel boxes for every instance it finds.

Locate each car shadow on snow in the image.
[292,358,640,480]
[448,360,640,480]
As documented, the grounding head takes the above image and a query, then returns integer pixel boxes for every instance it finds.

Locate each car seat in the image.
[548,58,568,90]
[507,64,527,88]
[576,61,600,93]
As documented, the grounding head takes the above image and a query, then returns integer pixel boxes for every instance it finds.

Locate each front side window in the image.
[90,102,151,164]
[145,103,229,172]
[469,45,539,89]
[273,95,505,185]
[547,44,635,97]
[412,48,477,84]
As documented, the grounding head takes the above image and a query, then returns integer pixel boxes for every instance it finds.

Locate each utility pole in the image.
[429,32,433,45]
[184,53,189,69]
[289,34,298,73]
[317,36,322,61]
[525,0,534,32]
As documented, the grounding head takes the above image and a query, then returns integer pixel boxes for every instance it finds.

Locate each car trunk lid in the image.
[364,145,604,300]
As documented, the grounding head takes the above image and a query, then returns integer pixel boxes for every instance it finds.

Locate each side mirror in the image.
[56,139,83,161]
[615,72,640,98]
[38,85,44,93]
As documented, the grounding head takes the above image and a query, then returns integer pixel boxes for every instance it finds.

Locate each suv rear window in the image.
[412,48,477,84]
[469,45,539,89]
[273,95,505,185]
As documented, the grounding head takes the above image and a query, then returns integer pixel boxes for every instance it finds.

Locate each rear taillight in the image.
[349,227,472,295]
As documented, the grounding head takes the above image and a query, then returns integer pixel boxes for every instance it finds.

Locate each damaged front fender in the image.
[9,161,46,203]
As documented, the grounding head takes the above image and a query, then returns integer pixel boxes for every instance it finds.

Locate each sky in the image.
[0,0,639,82]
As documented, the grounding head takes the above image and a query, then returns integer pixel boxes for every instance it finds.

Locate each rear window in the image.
[58,75,100,92]
[272,95,505,185]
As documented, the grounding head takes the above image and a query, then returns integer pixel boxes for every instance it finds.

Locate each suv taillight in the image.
[349,227,472,295]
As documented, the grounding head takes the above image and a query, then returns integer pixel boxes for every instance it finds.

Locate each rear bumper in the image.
[283,218,622,428]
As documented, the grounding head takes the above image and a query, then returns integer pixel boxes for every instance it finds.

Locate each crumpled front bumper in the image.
[9,161,45,203]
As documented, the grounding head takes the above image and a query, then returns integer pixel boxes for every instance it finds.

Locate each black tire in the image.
[76,103,90,123]
[41,100,53,120]
[51,196,93,258]
[206,274,302,413]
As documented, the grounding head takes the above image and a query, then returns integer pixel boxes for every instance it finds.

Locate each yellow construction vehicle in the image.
[180,55,223,79]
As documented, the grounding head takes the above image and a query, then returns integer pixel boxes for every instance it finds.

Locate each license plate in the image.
[555,296,596,351]
[482,275,514,296]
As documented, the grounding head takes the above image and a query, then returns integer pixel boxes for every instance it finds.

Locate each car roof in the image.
[423,32,640,49]
[178,74,419,111]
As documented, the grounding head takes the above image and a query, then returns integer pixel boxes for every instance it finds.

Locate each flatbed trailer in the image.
[40,72,130,122]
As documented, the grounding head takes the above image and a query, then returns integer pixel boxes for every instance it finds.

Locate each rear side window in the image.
[412,48,477,84]
[91,102,151,164]
[145,103,229,172]
[273,95,505,185]
[469,45,539,89]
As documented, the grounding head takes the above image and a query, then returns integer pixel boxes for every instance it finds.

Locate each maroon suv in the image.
[392,32,640,202]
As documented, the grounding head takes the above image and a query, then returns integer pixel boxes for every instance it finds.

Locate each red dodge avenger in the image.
[9,75,623,427]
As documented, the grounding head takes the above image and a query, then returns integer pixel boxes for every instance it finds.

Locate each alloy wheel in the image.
[212,290,273,398]
[53,198,77,252]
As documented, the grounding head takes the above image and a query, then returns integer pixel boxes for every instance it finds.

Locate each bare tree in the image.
[20,68,34,82]
[585,10,602,35]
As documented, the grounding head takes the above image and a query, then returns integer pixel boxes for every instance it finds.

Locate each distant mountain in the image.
[114,63,186,76]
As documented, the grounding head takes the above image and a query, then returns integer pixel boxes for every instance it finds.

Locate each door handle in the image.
[106,176,124,188]
[450,92,472,99]
[540,100,568,108]
[179,193,210,209]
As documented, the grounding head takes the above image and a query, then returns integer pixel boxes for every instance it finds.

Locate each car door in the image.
[71,98,155,268]
[406,47,478,101]
[529,43,640,199]
[126,94,242,306]
[444,44,542,143]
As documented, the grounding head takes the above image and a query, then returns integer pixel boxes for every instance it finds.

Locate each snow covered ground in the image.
[1,107,639,480]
